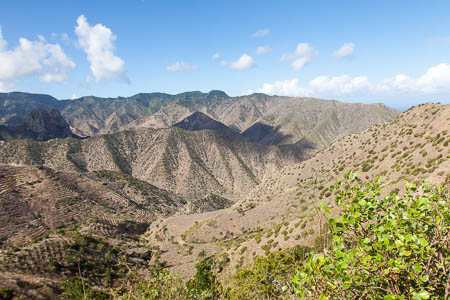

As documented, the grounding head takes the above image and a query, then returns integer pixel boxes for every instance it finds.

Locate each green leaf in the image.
[414,290,430,299]
[401,250,412,256]
[418,238,428,247]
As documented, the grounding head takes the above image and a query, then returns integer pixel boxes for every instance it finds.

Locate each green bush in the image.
[117,257,221,300]
[227,245,311,299]
[60,277,109,300]
[0,288,14,300]
[292,172,449,299]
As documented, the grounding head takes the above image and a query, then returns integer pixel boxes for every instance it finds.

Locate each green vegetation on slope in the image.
[293,172,449,299]
[75,174,446,299]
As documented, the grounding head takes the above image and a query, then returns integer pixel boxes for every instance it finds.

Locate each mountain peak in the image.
[208,90,229,99]
[25,107,75,141]
[173,111,241,139]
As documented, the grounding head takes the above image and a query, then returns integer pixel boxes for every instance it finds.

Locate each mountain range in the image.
[0,90,447,299]
[0,91,398,148]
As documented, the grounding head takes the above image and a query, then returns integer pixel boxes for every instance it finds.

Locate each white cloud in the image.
[256,46,272,55]
[255,78,307,96]
[0,26,75,86]
[212,53,220,60]
[252,28,269,38]
[379,63,450,94]
[254,75,369,98]
[71,93,77,99]
[75,15,128,83]
[333,42,355,59]
[309,75,369,95]
[253,62,450,99]
[228,53,256,70]
[281,43,317,70]
[166,61,198,72]
[0,81,14,92]
[416,63,450,93]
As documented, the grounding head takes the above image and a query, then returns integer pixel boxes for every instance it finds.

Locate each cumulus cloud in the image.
[75,15,128,83]
[212,53,220,60]
[252,28,269,38]
[309,75,369,95]
[253,62,450,98]
[0,81,14,92]
[281,43,317,70]
[254,75,370,97]
[333,42,355,59]
[227,53,256,70]
[0,26,75,88]
[255,78,307,96]
[166,61,199,72]
[256,46,272,55]
[379,63,450,94]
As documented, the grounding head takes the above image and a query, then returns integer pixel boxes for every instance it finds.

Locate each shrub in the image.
[227,245,311,299]
[292,172,449,299]
[60,277,109,300]
[0,288,14,300]
[118,269,188,300]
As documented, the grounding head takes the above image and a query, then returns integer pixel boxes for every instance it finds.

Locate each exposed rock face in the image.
[172,111,242,139]
[0,92,61,125]
[25,107,75,141]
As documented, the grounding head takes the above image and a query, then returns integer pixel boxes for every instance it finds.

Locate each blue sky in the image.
[1,1,450,109]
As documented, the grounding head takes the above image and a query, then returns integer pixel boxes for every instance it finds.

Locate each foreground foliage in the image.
[56,174,449,299]
[293,172,449,299]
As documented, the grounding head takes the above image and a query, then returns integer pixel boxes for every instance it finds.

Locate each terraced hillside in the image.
[0,165,184,246]
[0,127,307,200]
[145,103,449,279]
[0,165,184,298]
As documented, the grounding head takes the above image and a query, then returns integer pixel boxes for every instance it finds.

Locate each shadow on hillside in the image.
[242,122,293,145]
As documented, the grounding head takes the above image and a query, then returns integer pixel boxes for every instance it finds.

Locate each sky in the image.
[1,1,450,109]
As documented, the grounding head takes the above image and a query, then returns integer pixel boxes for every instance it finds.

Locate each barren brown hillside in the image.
[146,103,449,279]
[0,92,398,148]
[0,127,307,200]
[0,165,187,298]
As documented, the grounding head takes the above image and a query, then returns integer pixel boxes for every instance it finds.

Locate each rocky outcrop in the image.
[25,107,75,141]
[173,111,242,139]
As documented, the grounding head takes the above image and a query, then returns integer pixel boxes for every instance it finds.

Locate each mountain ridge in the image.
[0,91,399,149]
[0,126,308,200]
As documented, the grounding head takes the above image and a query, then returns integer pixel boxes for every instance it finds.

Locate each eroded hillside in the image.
[0,165,185,298]
[0,91,398,149]
[0,127,307,200]
[146,103,449,279]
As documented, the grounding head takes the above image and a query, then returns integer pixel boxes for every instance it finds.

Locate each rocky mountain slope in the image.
[173,111,242,140]
[0,90,418,299]
[0,91,398,149]
[0,92,63,126]
[145,102,449,279]
[0,165,186,298]
[0,127,306,200]
[0,107,79,142]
